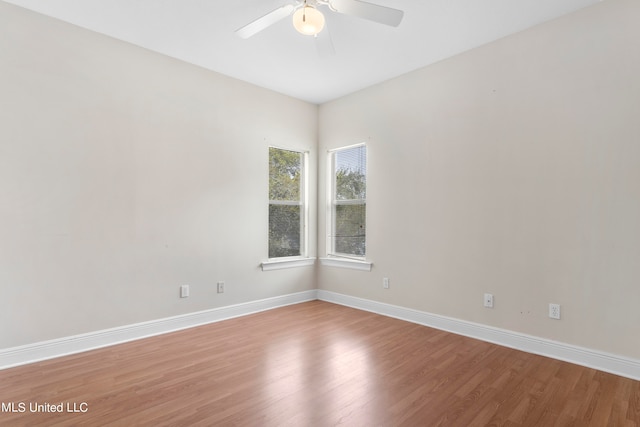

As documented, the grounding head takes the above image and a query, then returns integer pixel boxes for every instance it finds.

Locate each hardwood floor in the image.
[1,300,638,426]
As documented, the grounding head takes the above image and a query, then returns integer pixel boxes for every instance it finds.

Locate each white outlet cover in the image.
[484,293,494,308]
[549,303,561,319]
[180,285,189,298]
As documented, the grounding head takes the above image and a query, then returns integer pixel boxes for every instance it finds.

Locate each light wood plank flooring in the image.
[1,300,639,426]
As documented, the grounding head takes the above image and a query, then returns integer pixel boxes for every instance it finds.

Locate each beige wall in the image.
[318,0,640,359]
[0,2,318,348]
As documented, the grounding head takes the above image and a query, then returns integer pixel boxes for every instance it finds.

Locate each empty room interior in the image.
[1,0,639,425]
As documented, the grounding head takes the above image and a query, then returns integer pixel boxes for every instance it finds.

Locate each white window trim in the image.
[326,143,368,262]
[261,256,316,271]
[301,150,309,256]
[319,256,372,271]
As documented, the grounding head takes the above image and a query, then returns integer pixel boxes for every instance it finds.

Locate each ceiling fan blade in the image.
[235,4,295,39]
[315,22,335,58]
[331,0,403,27]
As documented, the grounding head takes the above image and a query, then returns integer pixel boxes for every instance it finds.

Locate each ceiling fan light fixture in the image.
[292,5,325,36]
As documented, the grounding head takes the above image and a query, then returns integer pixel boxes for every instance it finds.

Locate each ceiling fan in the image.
[235,0,404,39]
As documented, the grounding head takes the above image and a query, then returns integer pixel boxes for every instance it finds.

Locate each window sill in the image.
[261,257,316,271]
[319,257,373,271]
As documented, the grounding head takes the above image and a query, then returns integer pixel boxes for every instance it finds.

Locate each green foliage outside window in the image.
[269,147,303,258]
[336,169,366,200]
[269,148,301,201]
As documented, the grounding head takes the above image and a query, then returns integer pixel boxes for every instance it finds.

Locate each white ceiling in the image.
[4,0,601,104]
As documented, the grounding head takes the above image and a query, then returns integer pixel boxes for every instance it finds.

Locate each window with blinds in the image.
[328,144,367,258]
[269,147,307,258]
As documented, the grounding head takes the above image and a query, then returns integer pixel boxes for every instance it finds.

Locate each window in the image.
[328,144,367,258]
[268,147,307,258]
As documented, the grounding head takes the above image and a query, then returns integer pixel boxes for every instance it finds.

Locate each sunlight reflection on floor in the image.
[260,333,381,425]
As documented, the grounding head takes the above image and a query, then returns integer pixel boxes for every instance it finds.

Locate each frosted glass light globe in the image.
[292,5,325,36]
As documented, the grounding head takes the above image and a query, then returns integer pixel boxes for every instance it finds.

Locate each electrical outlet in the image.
[549,303,561,319]
[217,281,225,294]
[484,293,494,308]
[180,285,189,298]
[383,277,390,289]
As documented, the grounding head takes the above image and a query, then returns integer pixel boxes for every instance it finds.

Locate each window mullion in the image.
[269,200,302,206]
[334,199,365,206]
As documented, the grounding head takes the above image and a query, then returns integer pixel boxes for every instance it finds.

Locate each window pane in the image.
[269,204,301,258]
[269,147,301,201]
[334,203,366,256]
[335,145,366,201]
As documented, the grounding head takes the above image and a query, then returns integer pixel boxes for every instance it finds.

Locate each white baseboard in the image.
[0,290,318,370]
[317,290,640,381]
[4,289,639,381]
